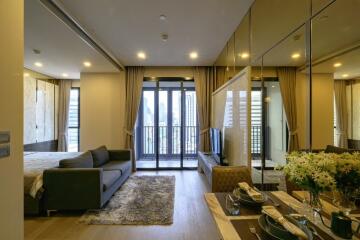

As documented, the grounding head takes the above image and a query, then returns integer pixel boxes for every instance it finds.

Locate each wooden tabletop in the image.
[204,191,360,240]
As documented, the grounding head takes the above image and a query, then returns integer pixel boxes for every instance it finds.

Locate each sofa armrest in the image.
[43,168,103,210]
[108,149,131,161]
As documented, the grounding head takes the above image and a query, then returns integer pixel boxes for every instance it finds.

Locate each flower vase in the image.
[308,191,322,222]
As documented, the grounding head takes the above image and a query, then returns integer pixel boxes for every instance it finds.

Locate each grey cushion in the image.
[325,145,356,154]
[59,152,93,168]
[102,161,132,174]
[102,170,121,191]
[90,146,110,167]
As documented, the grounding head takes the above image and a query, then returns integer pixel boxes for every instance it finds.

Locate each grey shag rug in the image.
[79,175,175,225]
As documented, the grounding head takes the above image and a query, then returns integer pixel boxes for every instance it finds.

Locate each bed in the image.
[24,151,82,215]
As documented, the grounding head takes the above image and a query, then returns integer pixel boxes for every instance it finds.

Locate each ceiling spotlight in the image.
[185,77,192,80]
[159,14,167,21]
[161,33,168,42]
[34,62,43,67]
[239,52,249,59]
[342,74,349,78]
[333,62,342,68]
[271,85,275,88]
[189,52,198,59]
[62,73,69,77]
[291,53,300,59]
[24,73,30,77]
[137,52,146,59]
[83,61,92,67]
[33,49,41,54]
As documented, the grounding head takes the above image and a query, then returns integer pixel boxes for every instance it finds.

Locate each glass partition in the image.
[311,0,360,150]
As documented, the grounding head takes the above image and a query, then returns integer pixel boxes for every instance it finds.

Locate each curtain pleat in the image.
[124,66,144,172]
[277,67,299,152]
[194,67,217,152]
[57,80,72,152]
[334,80,348,148]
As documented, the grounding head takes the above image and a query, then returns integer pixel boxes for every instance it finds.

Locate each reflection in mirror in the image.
[251,0,310,62]
[234,11,250,75]
[311,0,360,150]
[262,26,307,166]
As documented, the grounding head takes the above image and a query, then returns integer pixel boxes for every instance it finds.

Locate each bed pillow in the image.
[59,151,94,168]
[90,145,110,167]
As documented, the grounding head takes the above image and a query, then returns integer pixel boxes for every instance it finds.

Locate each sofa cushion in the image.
[90,146,110,167]
[102,170,121,191]
[59,152,93,168]
[102,161,132,175]
[325,145,356,154]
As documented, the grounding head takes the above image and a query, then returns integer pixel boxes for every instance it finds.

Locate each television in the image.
[210,128,224,165]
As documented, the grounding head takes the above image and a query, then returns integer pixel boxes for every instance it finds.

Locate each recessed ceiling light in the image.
[24,73,30,77]
[239,52,249,59]
[83,61,92,67]
[342,74,349,78]
[189,52,198,59]
[62,73,69,77]
[333,62,342,68]
[34,62,43,67]
[137,52,146,59]
[185,77,192,80]
[291,53,300,59]
[271,85,275,88]
[160,14,167,21]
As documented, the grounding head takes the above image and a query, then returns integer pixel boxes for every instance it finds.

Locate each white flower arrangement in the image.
[279,151,360,196]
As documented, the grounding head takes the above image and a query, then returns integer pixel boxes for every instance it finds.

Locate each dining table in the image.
[204,191,360,240]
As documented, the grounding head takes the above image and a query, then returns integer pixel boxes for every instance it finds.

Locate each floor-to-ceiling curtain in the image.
[334,80,348,148]
[124,66,144,171]
[194,67,217,152]
[58,80,72,152]
[277,67,299,152]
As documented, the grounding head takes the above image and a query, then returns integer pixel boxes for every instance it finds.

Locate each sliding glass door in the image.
[137,78,198,169]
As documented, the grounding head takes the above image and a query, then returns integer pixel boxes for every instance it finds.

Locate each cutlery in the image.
[249,226,262,240]
[307,225,325,240]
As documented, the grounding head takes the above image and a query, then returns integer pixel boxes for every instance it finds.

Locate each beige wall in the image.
[296,72,334,150]
[144,66,193,78]
[80,72,125,150]
[0,0,24,239]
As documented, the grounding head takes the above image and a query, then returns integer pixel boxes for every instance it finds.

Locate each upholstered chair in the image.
[211,166,253,192]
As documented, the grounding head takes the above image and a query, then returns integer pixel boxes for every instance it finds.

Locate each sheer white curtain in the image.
[57,80,72,151]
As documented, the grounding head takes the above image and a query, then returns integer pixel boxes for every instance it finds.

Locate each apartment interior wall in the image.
[0,0,24,239]
[296,72,334,150]
[80,72,125,151]
[144,66,193,78]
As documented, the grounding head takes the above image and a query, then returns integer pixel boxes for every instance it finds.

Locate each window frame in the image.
[68,87,80,152]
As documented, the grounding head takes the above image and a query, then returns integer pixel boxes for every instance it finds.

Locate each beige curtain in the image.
[334,80,348,148]
[194,67,217,152]
[277,67,299,152]
[57,80,72,152]
[124,66,144,171]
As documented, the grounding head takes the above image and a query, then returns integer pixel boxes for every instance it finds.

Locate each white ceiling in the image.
[25,0,119,79]
[58,0,254,66]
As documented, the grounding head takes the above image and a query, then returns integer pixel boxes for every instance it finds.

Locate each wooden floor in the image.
[24,171,219,240]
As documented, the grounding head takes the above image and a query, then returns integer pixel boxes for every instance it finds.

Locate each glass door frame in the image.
[137,77,198,170]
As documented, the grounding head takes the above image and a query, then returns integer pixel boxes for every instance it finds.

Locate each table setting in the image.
[205,151,360,240]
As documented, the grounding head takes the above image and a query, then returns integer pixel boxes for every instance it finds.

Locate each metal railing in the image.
[251,125,261,158]
[142,126,198,157]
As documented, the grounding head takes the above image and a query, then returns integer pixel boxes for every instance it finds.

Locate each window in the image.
[68,88,80,152]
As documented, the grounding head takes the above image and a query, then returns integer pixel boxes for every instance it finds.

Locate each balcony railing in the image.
[142,126,198,157]
[251,125,261,158]
[142,125,261,159]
